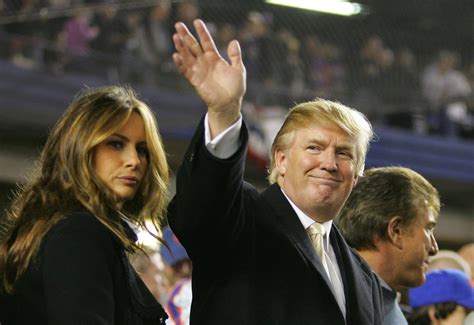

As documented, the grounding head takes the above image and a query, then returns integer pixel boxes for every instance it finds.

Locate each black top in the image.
[0,209,167,325]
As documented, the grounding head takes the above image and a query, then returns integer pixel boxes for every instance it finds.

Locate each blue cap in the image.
[409,269,474,309]
[160,226,189,266]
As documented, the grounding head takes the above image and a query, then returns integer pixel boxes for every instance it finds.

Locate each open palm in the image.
[173,20,246,114]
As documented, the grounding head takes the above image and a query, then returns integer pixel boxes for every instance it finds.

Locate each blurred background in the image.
[0,0,473,250]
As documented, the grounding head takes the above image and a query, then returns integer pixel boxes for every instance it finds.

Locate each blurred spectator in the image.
[351,35,388,122]
[174,0,199,28]
[408,269,474,325]
[381,47,422,130]
[337,166,440,325]
[89,5,131,79]
[130,248,166,303]
[429,247,474,324]
[272,28,305,104]
[120,11,144,81]
[392,47,420,103]
[215,23,237,62]
[323,43,347,100]
[123,1,173,84]
[60,8,99,73]
[239,11,278,104]
[62,9,98,55]
[90,6,128,54]
[428,250,471,278]
[7,35,35,69]
[302,35,328,97]
[2,0,34,15]
[48,0,73,10]
[160,226,192,325]
[421,50,472,136]
[458,243,474,282]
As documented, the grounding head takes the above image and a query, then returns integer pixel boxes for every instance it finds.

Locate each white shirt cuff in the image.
[204,113,242,159]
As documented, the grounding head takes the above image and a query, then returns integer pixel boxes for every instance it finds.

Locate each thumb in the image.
[227,40,244,69]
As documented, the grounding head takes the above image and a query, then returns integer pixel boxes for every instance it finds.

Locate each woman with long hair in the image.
[0,85,170,324]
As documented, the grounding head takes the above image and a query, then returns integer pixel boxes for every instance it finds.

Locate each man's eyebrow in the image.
[427,221,437,228]
[305,137,355,149]
[337,143,355,150]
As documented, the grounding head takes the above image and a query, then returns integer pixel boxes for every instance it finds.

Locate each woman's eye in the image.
[137,146,149,156]
[106,140,124,149]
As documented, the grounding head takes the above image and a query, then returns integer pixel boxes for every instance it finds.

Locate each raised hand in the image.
[173,19,246,137]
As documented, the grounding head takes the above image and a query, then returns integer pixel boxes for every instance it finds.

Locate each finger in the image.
[173,33,196,68]
[172,53,184,75]
[227,40,244,69]
[173,52,195,82]
[194,19,219,54]
[175,21,202,57]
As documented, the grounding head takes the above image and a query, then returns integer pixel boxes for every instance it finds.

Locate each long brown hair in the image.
[0,85,170,293]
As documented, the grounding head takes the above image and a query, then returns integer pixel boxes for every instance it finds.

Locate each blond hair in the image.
[0,85,169,293]
[268,99,373,183]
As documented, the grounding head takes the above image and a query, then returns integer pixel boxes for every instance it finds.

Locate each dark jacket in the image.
[0,209,167,324]
[169,119,384,325]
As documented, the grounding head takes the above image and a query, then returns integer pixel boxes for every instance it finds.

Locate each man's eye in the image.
[307,145,321,152]
[107,140,124,149]
[337,151,353,159]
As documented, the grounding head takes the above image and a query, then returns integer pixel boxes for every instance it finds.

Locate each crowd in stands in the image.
[1,0,473,139]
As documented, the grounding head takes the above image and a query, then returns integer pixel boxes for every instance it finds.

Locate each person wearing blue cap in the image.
[408,269,474,325]
[160,226,192,325]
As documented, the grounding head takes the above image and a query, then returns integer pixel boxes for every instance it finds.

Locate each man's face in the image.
[276,124,358,222]
[396,207,438,288]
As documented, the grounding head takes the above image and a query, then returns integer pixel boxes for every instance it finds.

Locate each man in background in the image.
[337,166,440,324]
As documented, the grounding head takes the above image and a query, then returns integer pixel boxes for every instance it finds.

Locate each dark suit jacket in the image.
[0,209,167,325]
[169,119,384,325]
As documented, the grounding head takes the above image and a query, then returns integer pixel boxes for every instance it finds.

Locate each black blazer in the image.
[0,209,167,325]
[169,119,384,325]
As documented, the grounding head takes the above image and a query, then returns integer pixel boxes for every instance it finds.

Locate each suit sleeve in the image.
[169,117,253,262]
[41,219,116,325]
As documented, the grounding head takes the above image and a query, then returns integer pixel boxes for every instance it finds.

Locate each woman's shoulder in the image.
[47,208,113,241]
[39,209,121,265]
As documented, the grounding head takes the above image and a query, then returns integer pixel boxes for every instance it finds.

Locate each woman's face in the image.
[93,112,148,200]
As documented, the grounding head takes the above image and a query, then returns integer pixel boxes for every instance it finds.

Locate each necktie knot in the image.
[308,222,326,238]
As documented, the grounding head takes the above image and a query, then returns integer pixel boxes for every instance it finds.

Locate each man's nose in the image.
[429,233,439,256]
[320,150,338,171]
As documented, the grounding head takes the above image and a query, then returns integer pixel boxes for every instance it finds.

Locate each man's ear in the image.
[275,148,287,176]
[352,176,358,187]
[387,216,404,250]
[427,305,440,324]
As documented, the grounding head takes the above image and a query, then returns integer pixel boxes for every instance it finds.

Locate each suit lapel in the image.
[331,226,375,324]
[261,184,334,291]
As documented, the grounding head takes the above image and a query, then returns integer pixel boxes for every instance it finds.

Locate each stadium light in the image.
[265,0,363,16]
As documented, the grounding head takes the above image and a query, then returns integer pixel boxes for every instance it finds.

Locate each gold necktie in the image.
[307,222,327,267]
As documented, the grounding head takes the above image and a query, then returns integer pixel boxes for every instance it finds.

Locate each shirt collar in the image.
[375,271,398,300]
[280,188,333,249]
